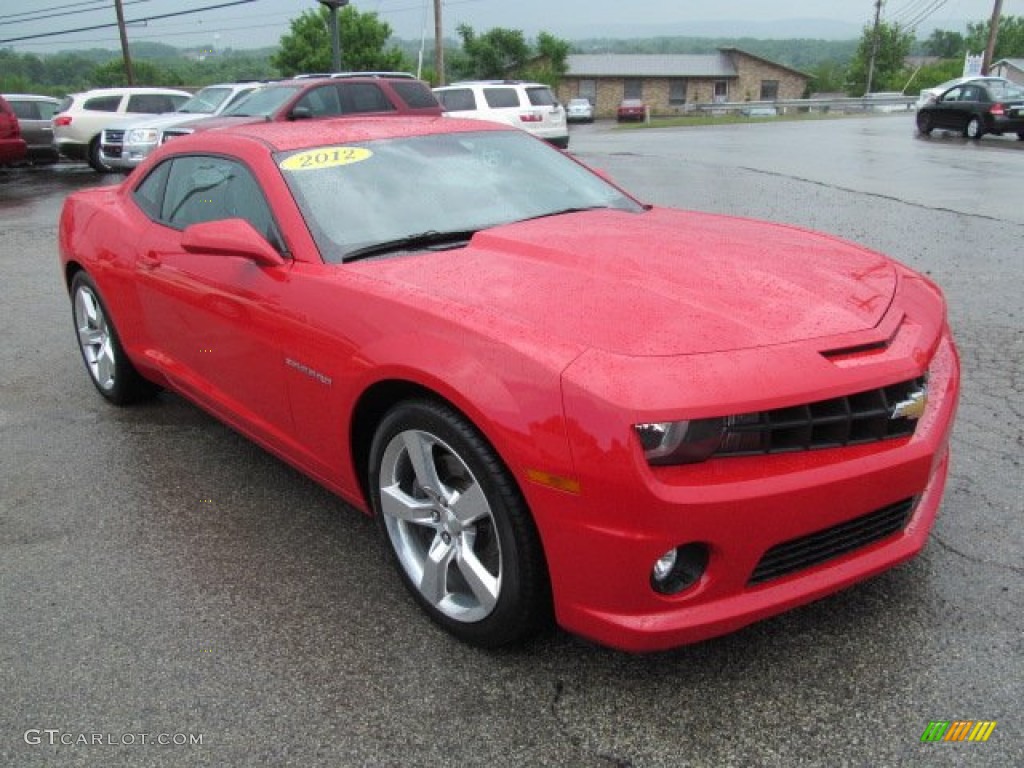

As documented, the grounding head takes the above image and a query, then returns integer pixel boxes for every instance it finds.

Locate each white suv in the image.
[100,82,264,172]
[53,87,190,172]
[433,81,569,148]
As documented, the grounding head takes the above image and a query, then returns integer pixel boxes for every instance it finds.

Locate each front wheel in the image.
[368,399,550,647]
[70,272,158,404]
[916,111,933,135]
[964,115,984,139]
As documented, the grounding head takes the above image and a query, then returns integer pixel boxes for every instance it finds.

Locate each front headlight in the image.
[634,419,725,465]
[126,129,159,144]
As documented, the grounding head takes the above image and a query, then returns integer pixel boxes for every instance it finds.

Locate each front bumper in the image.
[101,142,154,171]
[529,329,959,652]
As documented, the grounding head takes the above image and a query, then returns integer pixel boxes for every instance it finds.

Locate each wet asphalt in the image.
[1,115,1021,767]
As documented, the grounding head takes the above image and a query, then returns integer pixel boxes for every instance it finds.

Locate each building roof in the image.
[566,53,738,78]
[993,58,1024,72]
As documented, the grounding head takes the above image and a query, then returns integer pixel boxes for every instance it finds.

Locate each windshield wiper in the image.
[343,230,477,262]
[519,205,611,223]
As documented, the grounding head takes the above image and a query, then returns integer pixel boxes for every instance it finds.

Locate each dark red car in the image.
[0,95,28,166]
[617,99,647,122]
[159,75,442,144]
[58,116,959,652]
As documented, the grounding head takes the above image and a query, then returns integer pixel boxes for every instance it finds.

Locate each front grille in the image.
[103,129,125,144]
[716,377,926,457]
[748,497,915,585]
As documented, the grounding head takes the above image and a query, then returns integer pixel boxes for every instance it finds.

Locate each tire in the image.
[368,399,550,648]
[88,136,113,173]
[964,115,984,140]
[916,111,933,135]
[70,271,158,405]
[1017,132,1024,141]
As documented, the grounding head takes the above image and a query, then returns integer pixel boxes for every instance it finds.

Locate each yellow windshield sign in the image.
[279,146,373,171]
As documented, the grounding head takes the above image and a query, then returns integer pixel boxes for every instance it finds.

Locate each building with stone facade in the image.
[558,49,810,119]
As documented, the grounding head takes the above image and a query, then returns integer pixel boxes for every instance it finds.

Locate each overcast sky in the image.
[0,0,1012,53]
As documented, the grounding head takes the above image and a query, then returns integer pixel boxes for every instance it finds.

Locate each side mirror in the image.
[181,218,286,267]
[290,106,313,120]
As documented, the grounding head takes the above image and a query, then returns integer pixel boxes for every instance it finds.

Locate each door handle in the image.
[139,250,162,268]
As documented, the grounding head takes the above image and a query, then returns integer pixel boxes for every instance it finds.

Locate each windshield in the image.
[277,130,644,263]
[178,86,233,114]
[222,86,300,117]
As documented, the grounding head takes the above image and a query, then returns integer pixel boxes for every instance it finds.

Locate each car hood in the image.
[168,115,265,132]
[361,208,898,356]
[123,111,218,132]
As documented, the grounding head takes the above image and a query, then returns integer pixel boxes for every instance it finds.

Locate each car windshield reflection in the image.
[276,130,644,263]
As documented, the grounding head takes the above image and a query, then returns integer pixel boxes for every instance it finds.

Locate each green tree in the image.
[451,26,571,86]
[807,59,848,94]
[272,6,407,76]
[452,25,530,80]
[90,59,183,87]
[525,31,571,85]
[923,29,965,58]
[847,20,914,94]
[965,15,1024,60]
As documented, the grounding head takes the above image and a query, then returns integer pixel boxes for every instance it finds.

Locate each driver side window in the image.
[134,155,284,253]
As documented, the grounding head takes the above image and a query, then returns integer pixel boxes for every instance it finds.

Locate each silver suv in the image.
[52,87,190,172]
[100,82,264,172]
[433,81,569,148]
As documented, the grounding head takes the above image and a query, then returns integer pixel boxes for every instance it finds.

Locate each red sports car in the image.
[59,116,959,652]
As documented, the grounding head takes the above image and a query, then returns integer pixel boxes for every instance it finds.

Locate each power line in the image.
[0,0,154,27]
[0,0,257,44]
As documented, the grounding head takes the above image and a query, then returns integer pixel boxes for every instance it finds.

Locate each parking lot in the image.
[2,114,1021,767]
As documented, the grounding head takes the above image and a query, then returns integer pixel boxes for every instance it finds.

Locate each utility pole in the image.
[318,0,349,72]
[864,0,883,95]
[113,0,135,85]
[433,0,445,85]
[981,0,1004,74]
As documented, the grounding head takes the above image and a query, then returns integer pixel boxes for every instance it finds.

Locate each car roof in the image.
[438,81,550,88]
[69,87,191,98]
[2,93,61,101]
[187,115,510,153]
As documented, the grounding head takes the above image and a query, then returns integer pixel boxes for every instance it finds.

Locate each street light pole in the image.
[318,0,349,72]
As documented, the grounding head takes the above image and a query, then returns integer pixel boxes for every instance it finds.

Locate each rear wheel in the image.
[368,399,550,647]
[964,115,984,139]
[70,272,158,404]
[916,111,933,135]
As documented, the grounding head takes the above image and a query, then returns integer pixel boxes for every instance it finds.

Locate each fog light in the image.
[650,543,709,595]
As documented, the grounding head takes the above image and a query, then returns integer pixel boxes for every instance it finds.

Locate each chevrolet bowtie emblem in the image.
[890,388,928,420]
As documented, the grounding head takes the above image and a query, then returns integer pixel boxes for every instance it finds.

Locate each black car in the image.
[916,80,1024,140]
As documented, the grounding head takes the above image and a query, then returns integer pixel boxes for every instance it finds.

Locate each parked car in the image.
[3,93,60,164]
[101,82,265,172]
[59,115,959,652]
[157,75,441,145]
[52,87,191,172]
[916,79,1024,139]
[915,75,1010,110]
[566,98,594,123]
[433,80,569,148]
[0,95,28,166]
[616,99,647,122]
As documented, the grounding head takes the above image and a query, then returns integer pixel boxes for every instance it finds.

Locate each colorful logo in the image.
[921,721,997,742]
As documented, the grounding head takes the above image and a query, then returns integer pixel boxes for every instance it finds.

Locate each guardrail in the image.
[682,95,917,116]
